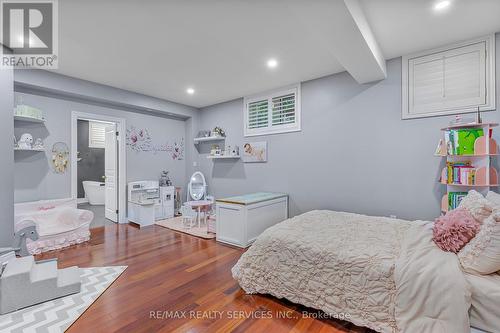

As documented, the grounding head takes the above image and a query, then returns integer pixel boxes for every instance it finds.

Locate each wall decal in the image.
[126,126,184,160]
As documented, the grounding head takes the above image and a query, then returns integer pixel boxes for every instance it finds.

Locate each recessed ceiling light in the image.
[267,58,278,69]
[186,88,195,95]
[434,0,451,11]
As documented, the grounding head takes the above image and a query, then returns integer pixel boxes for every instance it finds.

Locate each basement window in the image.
[88,121,107,148]
[244,84,301,136]
[402,35,496,119]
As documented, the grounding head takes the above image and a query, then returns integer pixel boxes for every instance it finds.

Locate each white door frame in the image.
[71,111,127,224]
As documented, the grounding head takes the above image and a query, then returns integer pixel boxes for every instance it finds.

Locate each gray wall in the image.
[14,92,188,203]
[197,33,500,221]
[0,48,14,246]
[14,69,200,199]
[8,34,500,223]
[77,120,105,198]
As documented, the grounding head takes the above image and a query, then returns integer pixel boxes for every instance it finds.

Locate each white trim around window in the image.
[402,34,496,120]
[244,83,301,137]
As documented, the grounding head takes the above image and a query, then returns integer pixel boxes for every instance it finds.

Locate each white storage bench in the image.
[216,192,288,248]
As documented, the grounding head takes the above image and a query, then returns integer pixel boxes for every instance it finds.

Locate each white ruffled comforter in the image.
[232,210,471,333]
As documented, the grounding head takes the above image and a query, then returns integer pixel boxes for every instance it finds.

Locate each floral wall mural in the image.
[126,126,184,160]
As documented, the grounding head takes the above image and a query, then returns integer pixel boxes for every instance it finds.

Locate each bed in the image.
[466,272,500,333]
[232,210,472,333]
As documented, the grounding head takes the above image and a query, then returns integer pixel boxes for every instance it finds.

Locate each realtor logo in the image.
[1,0,58,68]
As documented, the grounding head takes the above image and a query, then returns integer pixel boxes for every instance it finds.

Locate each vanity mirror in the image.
[188,171,207,201]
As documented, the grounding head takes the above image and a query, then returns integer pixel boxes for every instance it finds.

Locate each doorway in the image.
[71,112,127,225]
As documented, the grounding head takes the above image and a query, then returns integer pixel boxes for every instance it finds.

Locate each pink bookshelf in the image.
[437,122,498,213]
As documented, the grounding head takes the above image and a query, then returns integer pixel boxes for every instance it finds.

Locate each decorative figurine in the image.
[211,144,221,156]
[18,133,33,149]
[232,145,239,156]
[212,126,225,137]
[33,138,44,150]
[159,171,172,187]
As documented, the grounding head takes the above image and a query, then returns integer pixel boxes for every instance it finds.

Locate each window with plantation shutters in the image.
[272,93,296,126]
[247,99,268,129]
[244,84,301,136]
[88,121,107,148]
[402,35,495,119]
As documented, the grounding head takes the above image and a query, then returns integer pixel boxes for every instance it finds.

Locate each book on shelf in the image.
[444,128,484,155]
[448,192,468,210]
[444,161,476,185]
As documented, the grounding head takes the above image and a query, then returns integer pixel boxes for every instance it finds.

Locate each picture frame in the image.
[242,141,267,163]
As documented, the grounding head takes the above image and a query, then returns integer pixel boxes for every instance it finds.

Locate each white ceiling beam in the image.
[289,0,387,84]
[342,0,386,83]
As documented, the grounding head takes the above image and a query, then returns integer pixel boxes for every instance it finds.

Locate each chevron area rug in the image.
[0,266,127,333]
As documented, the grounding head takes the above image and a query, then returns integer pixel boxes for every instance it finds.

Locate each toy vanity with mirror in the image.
[187,171,207,201]
[183,172,215,232]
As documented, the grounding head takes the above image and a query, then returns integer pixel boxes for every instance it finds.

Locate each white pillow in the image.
[458,190,493,224]
[486,191,500,207]
[458,210,500,275]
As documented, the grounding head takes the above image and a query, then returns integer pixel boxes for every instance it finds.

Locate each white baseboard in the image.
[77,198,89,204]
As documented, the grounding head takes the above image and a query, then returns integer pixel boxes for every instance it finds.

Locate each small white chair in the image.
[180,205,197,229]
[205,195,216,233]
[204,195,215,218]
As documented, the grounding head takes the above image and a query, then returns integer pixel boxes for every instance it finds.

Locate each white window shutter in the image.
[244,84,301,136]
[89,121,107,148]
[402,35,495,119]
[247,99,269,129]
[272,93,296,126]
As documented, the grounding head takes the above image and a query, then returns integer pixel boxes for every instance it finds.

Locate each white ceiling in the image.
[360,0,500,59]
[53,0,500,108]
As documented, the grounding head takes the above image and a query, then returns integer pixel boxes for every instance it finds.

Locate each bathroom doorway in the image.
[71,112,127,226]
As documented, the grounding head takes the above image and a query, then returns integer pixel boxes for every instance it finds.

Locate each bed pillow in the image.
[486,191,500,208]
[458,190,493,223]
[433,207,480,253]
[458,210,500,274]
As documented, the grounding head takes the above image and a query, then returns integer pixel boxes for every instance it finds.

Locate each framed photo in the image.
[242,141,267,163]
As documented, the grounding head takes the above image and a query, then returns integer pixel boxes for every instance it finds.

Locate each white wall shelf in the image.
[14,115,45,123]
[207,155,240,160]
[194,136,225,144]
[14,148,45,152]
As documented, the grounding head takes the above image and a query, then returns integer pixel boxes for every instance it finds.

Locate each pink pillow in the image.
[433,208,481,253]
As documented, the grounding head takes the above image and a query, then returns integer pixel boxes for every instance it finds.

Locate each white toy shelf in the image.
[14,148,45,152]
[13,108,46,154]
[14,115,45,123]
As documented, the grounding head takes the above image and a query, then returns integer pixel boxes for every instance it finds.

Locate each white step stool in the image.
[0,256,81,314]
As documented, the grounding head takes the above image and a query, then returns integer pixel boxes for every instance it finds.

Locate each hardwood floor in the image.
[36,224,374,333]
